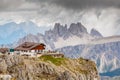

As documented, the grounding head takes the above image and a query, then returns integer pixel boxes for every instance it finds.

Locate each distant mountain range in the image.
[0,21,50,44]
[1,22,120,78]
[17,22,103,49]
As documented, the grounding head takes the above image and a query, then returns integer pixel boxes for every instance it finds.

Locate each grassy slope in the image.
[39,55,97,75]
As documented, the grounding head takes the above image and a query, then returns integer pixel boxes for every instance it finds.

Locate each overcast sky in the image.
[0,0,120,36]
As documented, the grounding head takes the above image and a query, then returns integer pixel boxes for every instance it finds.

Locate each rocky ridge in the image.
[0,55,99,80]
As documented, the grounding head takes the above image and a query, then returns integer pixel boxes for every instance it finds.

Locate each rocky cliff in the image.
[0,55,99,80]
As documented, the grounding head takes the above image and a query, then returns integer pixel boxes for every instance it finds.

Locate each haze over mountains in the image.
[0,21,50,44]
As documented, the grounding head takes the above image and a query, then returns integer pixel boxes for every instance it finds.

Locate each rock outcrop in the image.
[0,55,99,80]
[90,28,103,38]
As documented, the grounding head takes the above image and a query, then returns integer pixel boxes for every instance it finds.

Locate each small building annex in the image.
[0,48,8,54]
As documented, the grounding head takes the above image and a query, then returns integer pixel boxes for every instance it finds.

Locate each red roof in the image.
[15,42,46,51]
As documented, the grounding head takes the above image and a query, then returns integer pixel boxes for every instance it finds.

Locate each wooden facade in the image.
[31,44,45,50]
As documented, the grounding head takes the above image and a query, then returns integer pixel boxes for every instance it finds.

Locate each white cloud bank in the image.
[0,0,120,36]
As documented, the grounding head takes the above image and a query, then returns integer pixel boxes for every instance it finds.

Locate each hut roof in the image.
[15,42,45,51]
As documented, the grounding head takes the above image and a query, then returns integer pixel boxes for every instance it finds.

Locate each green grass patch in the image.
[39,55,66,66]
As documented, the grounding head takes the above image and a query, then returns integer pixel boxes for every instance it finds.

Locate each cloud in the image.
[0,0,25,11]
[50,0,120,10]
[25,0,120,10]
[0,0,120,12]
[0,0,120,37]
[80,9,120,36]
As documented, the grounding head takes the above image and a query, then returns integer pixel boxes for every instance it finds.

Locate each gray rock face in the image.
[90,28,103,38]
[53,23,67,37]
[0,55,99,80]
[68,22,88,37]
